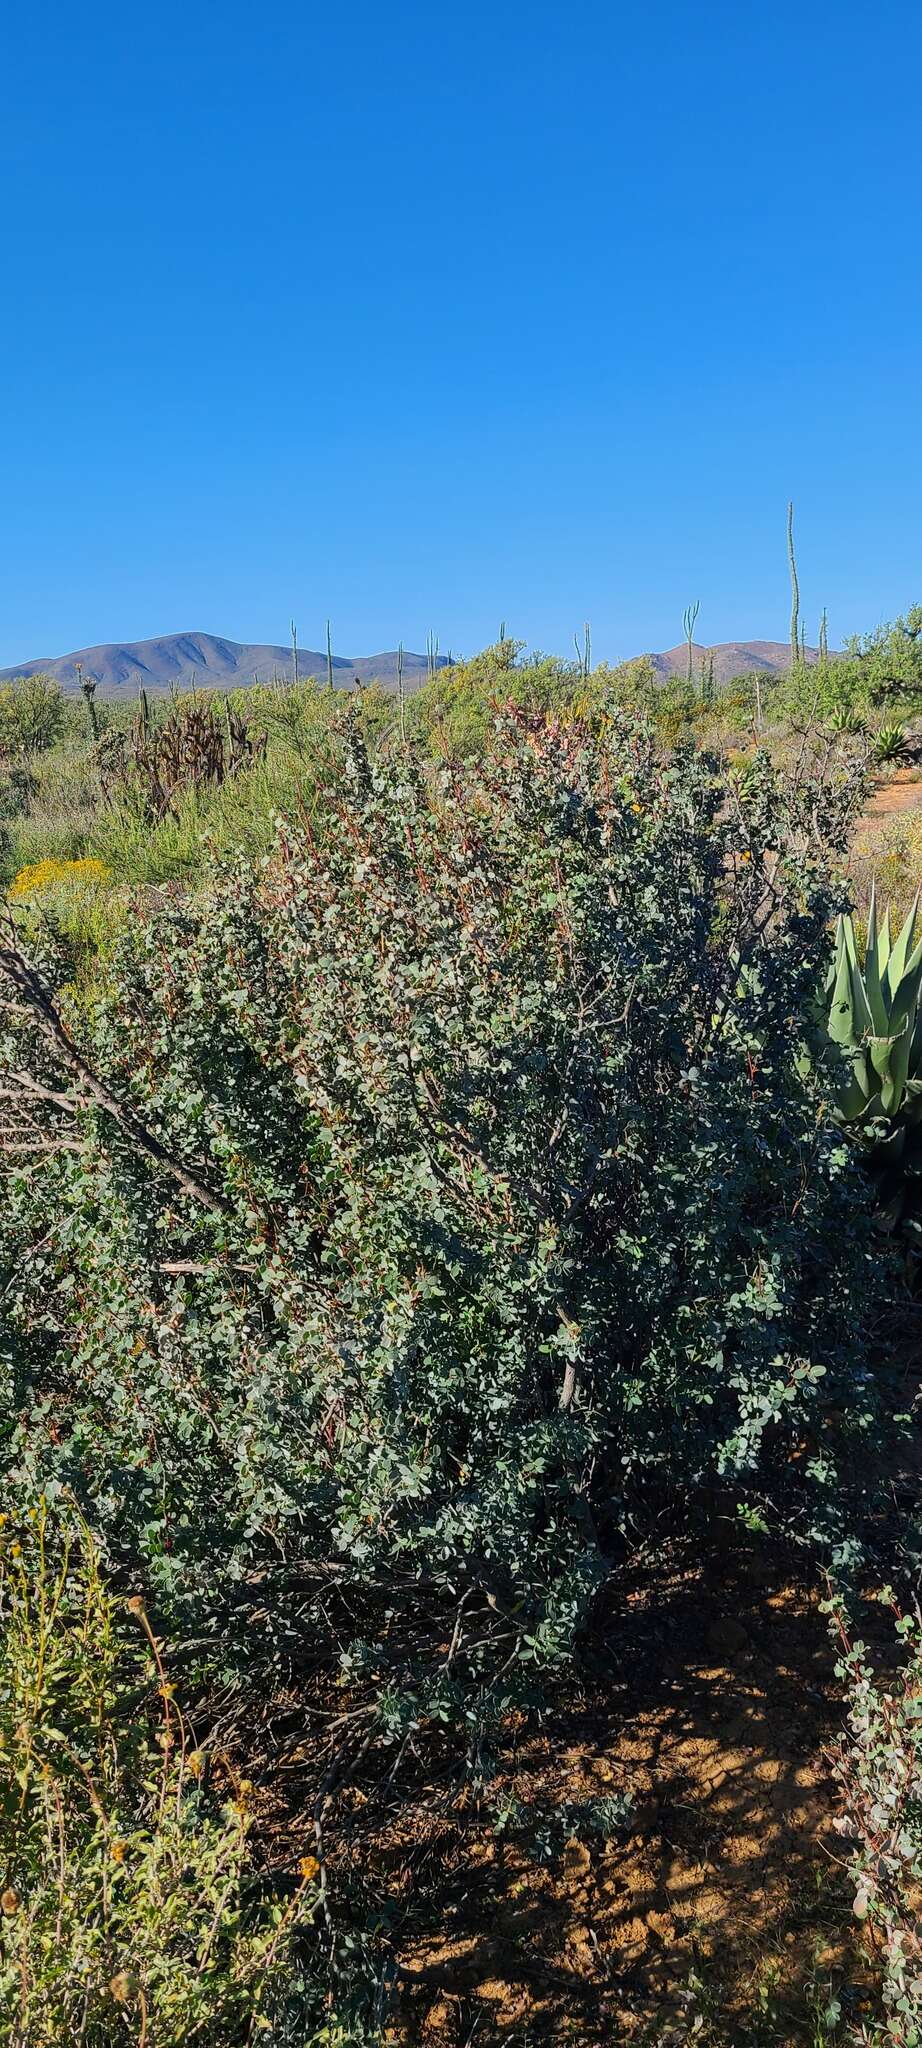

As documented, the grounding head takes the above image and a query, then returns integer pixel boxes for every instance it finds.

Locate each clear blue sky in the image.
[2,0,920,666]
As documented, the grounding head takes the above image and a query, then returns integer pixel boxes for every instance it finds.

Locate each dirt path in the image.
[861,765,922,823]
[312,1542,873,2045]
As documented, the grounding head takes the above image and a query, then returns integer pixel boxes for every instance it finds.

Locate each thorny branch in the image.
[0,920,233,1216]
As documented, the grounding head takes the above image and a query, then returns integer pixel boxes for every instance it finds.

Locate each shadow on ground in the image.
[350,1546,870,2045]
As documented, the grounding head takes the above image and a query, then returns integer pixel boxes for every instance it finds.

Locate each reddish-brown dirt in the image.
[861,766,922,822]
[261,1542,878,2045]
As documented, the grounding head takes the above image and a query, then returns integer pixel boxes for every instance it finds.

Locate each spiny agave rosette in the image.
[825,887,922,1125]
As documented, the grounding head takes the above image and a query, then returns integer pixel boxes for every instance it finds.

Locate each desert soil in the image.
[256,1539,879,2046]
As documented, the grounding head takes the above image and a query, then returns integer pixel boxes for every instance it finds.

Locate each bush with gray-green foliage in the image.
[829,1597,922,2045]
[0,712,892,1725]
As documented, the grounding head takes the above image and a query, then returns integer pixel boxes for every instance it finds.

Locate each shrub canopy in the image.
[0,711,888,1702]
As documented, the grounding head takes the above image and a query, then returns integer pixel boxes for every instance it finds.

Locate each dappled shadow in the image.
[362,1543,869,2044]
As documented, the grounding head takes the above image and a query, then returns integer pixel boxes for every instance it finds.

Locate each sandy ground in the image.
[277,1542,877,2045]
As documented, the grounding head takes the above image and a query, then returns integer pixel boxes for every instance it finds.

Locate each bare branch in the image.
[0,929,233,1217]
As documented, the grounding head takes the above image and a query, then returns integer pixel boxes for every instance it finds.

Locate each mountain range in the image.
[0,632,441,696]
[649,639,824,686]
[0,631,823,697]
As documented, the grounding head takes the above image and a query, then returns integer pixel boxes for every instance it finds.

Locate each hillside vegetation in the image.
[1,610,922,2044]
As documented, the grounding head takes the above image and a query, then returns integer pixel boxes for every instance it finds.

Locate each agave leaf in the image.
[837,1069,876,1122]
[836,914,876,1035]
[880,1065,907,1116]
[826,945,857,1047]
[866,882,878,961]
[910,1002,922,1076]
[885,944,922,1041]
[841,913,860,973]
[886,892,920,995]
[833,1043,878,1121]
[869,1032,900,1088]
[886,1016,916,1108]
[862,919,891,1037]
[877,905,892,978]
[847,948,876,1039]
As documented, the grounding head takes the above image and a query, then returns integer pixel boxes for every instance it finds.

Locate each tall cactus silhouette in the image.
[787,501,801,670]
[683,600,700,689]
[76,663,99,741]
[397,641,406,744]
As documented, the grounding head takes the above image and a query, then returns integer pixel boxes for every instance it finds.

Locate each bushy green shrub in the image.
[0,713,890,1711]
[777,608,922,730]
[0,677,65,759]
[0,1501,328,2046]
[408,640,657,756]
[829,1597,922,2045]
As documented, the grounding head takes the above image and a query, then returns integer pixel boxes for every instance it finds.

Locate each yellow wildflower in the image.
[298,1854,320,1881]
[9,856,110,902]
[110,1840,127,1864]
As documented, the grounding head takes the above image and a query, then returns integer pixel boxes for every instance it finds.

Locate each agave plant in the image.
[871,720,910,765]
[827,704,866,738]
[822,888,922,1236]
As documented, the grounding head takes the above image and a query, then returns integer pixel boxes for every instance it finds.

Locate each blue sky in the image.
[1,0,920,665]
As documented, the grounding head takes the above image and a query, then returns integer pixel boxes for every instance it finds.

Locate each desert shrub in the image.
[0,769,38,879]
[9,854,109,900]
[90,746,340,884]
[0,1501,330,2046]
[776,609,922,731]
[5,859,126,1004]
[850,813,922,932]
[0,677,65,759]
[0,712,892,1730]
[0,736,103,885]
[97,693,267,824]
[829,1597,922,2044]
[846,609,922,707]
[90,784,244,884]
[408,641,657,757]
[88,688,372,885]
[720,675,761,723]
[225,677,387,756]
[30,739,101,816]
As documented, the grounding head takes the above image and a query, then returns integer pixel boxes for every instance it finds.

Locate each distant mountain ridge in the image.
[0,632,443,696]
[650,640,825,686]
[0,631,824,697]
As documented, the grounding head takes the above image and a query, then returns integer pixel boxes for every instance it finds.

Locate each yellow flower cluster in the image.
[8,856,110,901]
